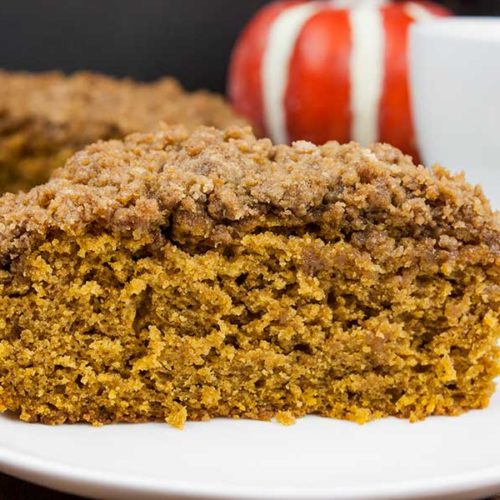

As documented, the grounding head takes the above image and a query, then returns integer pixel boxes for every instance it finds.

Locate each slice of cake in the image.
[0,125,498,427]
[0,70,246,193]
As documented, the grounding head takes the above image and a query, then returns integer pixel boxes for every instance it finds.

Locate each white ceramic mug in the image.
[410,18,500,207]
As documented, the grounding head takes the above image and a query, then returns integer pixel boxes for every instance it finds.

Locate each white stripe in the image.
[405,2,438,21]
[330,0,388,8]
[261,3,319,144]
[349,5,385,145]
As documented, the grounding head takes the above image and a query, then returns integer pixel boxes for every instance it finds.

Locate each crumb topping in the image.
[0,125,498,262]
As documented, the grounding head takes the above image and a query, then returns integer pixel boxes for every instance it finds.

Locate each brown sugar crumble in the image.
[0,70,246,193]
[0,125,498,428]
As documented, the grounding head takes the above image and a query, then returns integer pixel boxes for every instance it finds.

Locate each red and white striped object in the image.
[228,0,451,158]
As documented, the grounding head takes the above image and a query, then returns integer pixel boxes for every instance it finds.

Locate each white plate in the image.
[0,383,499,500]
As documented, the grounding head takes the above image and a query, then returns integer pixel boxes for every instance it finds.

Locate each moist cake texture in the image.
[0,125,498,427]
[0,70,245,193]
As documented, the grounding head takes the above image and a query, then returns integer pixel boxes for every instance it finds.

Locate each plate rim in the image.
[0,421,499,500]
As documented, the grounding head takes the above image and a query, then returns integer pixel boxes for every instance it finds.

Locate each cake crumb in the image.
[276,411,296,426]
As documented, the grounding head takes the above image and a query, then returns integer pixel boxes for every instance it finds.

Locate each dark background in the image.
[0,0,498,93]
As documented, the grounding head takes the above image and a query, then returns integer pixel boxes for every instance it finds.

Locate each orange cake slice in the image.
[0,125,498,427]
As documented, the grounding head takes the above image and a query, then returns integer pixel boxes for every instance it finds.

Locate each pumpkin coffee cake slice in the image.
[0,125,498,427]
[0,70,245,193]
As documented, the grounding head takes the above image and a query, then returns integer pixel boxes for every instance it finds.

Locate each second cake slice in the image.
[0,70,246,193]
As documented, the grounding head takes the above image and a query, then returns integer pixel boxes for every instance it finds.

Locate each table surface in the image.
[0,473,82,499]
[1,472,499,500]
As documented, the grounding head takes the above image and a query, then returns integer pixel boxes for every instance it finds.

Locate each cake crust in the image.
[0,126,498,426]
